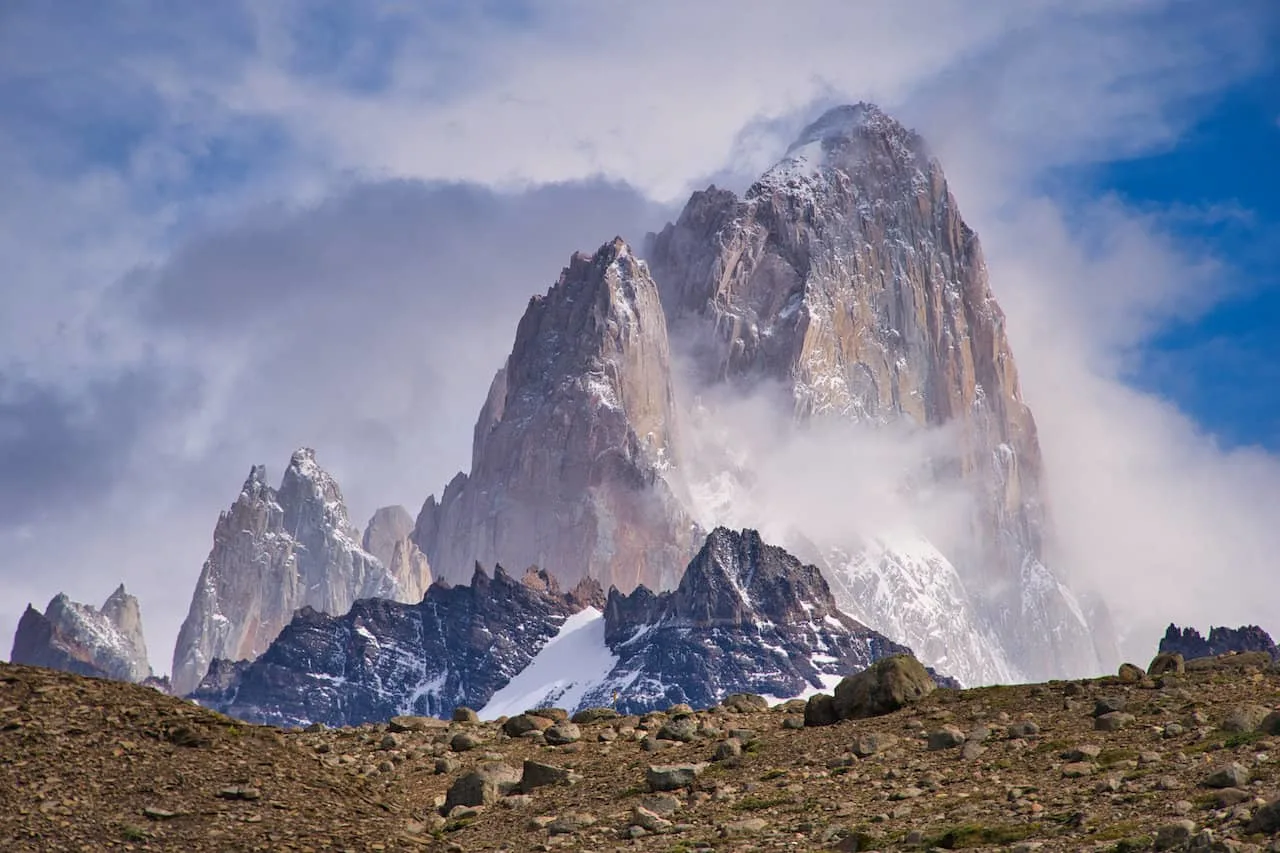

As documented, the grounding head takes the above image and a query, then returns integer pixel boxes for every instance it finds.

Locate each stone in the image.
[520,760,576,792]
[570,708,618,725]
[1221,705,1272,734]
[832,655,936,720]
[1260,711,1280,736]
[804,694,838,727]
[1248,797,1280,834]
[1094,696,1127,717]
[638,794,682,816]
[1203,762,1250,789]
[215,786,261,801]
[1007,720,1040,739]
[1118,663,1145,682]
[442,762,521,812]
[1154,820,1196,851]
[852,732,899,757]
[1094,712,1135,732]
[1149,652,1187,677]
[1062,763,1095,778]
[546,812,596,835]
[721,817,767,837]
[379,733,400,750]
[722,693,769,714]
[646,764,707,792]
[712,739,742,761]
[782,717,804,730]
[451,707,479,724]
[1062,745,1101,761]
[960,741,986,760]
[927,726,966,750]
[657,718,698,743]
[449,732,482,752]
[389,716,446,734]
[543,723,581,745]
[630,806,673,833]
[503,714,553,737]
[142,807,178,820]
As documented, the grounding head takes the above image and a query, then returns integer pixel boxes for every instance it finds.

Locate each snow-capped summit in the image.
[647,103,1114,681]
[170,448,420,696]
[10,585,154,683]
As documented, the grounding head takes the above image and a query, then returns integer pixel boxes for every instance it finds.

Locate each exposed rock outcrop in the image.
[412,238,698,593]
[363,506,432,604]
[10,586,153,683]
[646,103,1109,681]
[171,448,413,696]
[189,566,604,727]
[1159,624,1278,662]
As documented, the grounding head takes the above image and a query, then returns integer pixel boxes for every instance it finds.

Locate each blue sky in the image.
[1095,70,1280,449]
[2,1,1280,668]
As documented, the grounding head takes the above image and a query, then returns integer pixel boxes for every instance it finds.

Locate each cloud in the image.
[2,0,1278,674]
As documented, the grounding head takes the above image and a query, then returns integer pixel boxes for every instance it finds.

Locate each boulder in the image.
[1148,652,1185,676]
[804,694,838,727]
[832,656,936,720]
[646,764,707,792]
[442,762,521,812]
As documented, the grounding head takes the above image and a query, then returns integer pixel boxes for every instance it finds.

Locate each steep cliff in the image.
[363,506,432,604]
[10,586,153,683]
[412,237,698,593]
[171,448,410,696]
[647,104,1108,680]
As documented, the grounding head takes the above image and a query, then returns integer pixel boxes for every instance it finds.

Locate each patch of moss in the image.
[120,824,148,842]
[733,795,793,811]
[927,822,1038,849]
[759,768,787,781]
[1224,729,1267,749]
[1092,820,1141,841]
[1097,748,1138,767]
[1109,837,1152,853]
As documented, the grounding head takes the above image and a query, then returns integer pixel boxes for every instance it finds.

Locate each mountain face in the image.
[1160,624,1279,661]
[412,238,698,593]
[486,527,946,717]
[10,586,153,683]
[645,103,1108,681]
[362,506,432,604]
[189,567,603,727]
[192,528,943,727]
[171,449,414,696]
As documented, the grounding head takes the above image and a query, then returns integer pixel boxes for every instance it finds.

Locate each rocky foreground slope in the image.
[6,652,1280,852]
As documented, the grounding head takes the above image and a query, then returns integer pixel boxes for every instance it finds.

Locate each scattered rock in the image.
[142,807,178,820]
[1220,704,1271,734]
[388,715,445,733]
[630,805,674,833]
[927,726,966,750]
[1007,720,1040,739]
[1095,712,1136,732]
[449,732,482,752]
[452,706,480,724]
[546,812,596,835]
[442,762,521,812]
[712,738,742,761]
[1203,762,1250,789]
[720,817,767,837]
[570,707,617,725]
[852,732,899,757]
[781,717,804,730]
[1154,820,1196,851]
[1094,696,1127,717]
[1063,745,1102,761]
[215,786,261,801]
[1118,663,1145,682]
[646,764,707,792]
[1062,762,1095,778]
[502,714,553,737]
[722,693,769,714]
[543,723,581,745]
[1248,797,1280,834]
[657,718,698,742]
[804,693,838,727]
[520,760,577,792]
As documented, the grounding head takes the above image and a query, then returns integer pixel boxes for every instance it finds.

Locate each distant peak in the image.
[788,103,900,150]
[105,584,129,603]
[289,447,319,469]
[241,464,269,494]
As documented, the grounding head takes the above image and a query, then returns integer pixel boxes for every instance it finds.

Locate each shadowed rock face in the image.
[645,103,1109,681]
[171,449,414,696]
[412,237,698,594]
[10,586,153,683]
[1160,624,1279,661]
[189,566,604,727]
[588,527,951,714]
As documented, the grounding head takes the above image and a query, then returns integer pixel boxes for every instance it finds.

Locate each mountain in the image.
[189,566,603,727]
[411,237,698,593]
[645,103,1109,681]
[362,505,432,604]
[482,527,947,717]
[171,448,416,696]
[1160,623,1279,661]
[191,527,943,727]
[10,585,153,683]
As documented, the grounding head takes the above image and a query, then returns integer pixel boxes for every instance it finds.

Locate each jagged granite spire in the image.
[362,506,432,604]
[171,448,411,696]
[646,104,1112,681]
[412,237,698,593]
[10,586,153,683]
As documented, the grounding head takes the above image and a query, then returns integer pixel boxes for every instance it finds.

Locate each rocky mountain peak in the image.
[1160,624,1279,662]
[171,448,413,696]
[412,238,698,594]
[10,586,153,683]
[646,104,1112,681]
[363,505,432,604]
[666,527,835,628]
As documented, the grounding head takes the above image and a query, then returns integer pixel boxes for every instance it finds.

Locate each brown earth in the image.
[5,655,1280,852]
